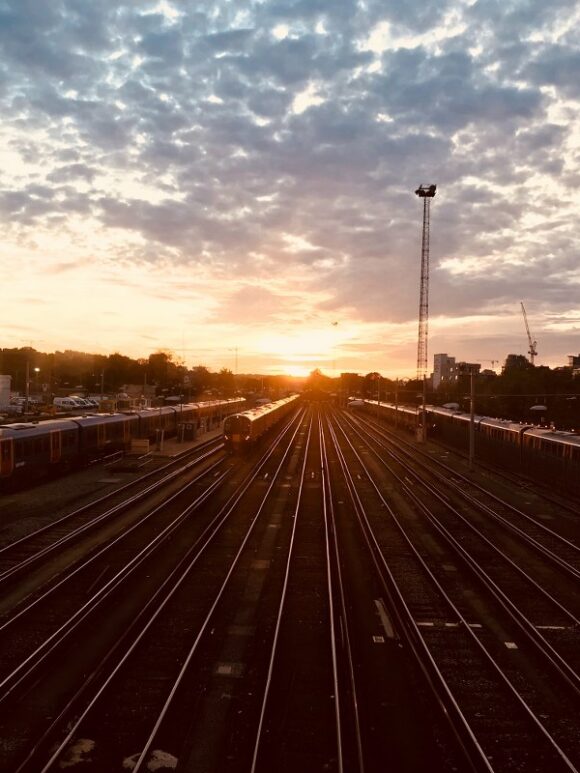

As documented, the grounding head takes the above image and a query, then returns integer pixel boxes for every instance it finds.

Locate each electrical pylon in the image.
[415,184,437,380]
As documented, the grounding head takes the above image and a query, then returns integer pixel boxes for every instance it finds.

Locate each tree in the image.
[363,372,382,398]
[215,368,235,395]
[189,366,211,397]
[147,351,174,387]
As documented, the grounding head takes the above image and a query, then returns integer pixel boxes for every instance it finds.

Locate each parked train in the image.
[223,395,301,453]
[357,400,580,497]
[0,398,246,488]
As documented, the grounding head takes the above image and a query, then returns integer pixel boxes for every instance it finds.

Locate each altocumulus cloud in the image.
[1,0,579,369]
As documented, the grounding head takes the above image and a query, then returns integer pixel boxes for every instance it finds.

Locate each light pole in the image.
[422,374,427,443]
[469,369,475,470]
[24,359,30,416]
[34,367,40,400]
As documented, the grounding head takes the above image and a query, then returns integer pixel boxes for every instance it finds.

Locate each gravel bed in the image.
[0,463,141,544]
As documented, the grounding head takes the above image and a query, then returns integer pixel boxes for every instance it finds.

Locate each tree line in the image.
[0,347,293,400]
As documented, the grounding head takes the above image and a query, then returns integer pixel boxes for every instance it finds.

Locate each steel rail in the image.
[321,412,374,773]
[326,417,492,773]
[0,439,224,585]
[331,414,579,771]
[0,434,222,557]
[353,409,580,549]
[16,409,306,773]
[344,411,580,612]
[319,414,346,772]
[129,409,306,773]
[0,456,227,636]
[248,414,314,772]
[0,467,229,703]
[339,411,580,697]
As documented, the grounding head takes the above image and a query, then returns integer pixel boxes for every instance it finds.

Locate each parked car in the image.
[53,397,81,411]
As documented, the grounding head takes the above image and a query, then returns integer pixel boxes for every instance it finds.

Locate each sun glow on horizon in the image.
[277,363,313,378]
[258,328,341,357]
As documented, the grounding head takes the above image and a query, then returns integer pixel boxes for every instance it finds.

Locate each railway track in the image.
[0,437,226,615]
[344,410,580,610]
[2,403,580,771]
[0,435,223,561]
[331,408,580,770]
[248,412,349,772]
[0,410,306,771]
[367,408,579,514]
[321,413,481,772]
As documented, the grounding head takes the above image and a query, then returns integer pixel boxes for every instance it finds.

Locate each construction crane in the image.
[415,184,437,380]
[520,302,538,365]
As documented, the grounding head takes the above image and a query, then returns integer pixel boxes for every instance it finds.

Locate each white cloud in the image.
[0,0,579,375]
[292,82,325,114]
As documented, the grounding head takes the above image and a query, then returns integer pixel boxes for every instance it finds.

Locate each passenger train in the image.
[223,395,300,452]
[0,398,245,488]
[357,400,580,497]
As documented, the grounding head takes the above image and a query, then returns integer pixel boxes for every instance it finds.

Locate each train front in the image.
[223,413,253,452]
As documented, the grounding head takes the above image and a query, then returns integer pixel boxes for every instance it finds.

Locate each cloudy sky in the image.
[2,0,579,378]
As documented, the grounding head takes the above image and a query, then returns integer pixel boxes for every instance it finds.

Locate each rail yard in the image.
[1,399,580,773]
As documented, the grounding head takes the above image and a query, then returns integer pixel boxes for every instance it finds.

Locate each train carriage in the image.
[0,433,14,478]
[0,397,249,489]
[357,399,580,496]
[223,395,299,452]
[522,427,580,495]
[126,406,180,440]
[71,413,137,458]
[194,397,246,432]
[471,417,529,468]
[0,419,80,485]
[360,401,419,433]
[128,399,248,440]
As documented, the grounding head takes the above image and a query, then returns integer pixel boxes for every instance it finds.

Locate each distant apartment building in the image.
[455,361,481,379]
[568,354,580,374]
[0,374,11,407]
[432,354,456,389]
[433,355,483,388]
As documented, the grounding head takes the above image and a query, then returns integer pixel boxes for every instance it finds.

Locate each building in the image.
[0,375,11,407]
[568,354,580,374]
[455,361,481,378]
[432,354,456,389]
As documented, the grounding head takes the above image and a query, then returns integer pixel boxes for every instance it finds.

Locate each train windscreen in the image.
[224,414,248,435]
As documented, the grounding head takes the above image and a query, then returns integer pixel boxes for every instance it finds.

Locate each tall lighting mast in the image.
[415,183,436,441]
